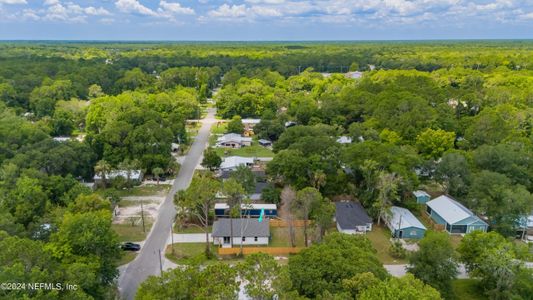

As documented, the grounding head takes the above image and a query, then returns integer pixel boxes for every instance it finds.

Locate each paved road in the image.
[118,108,217,300]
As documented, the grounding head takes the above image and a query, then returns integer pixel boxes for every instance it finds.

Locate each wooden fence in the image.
[419,210,445,231]
[269,219,311,228]
[218,247,303,255]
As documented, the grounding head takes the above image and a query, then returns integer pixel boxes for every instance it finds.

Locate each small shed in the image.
[258,139,272,147]
[335,201,373,234]
[336,136,353,144]
[413,190,431,204]
[386,206,426,239]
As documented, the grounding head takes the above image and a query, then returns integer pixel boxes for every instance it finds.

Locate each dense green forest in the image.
[1,41,533,299]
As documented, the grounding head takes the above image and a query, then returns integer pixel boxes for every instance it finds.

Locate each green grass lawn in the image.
[452,279,486,300]
[270,227,306,247]
[112,223,153,242]
[214,144,274,157]
[97,184,171,198]
[165,243,209,264]
[366,225,407,264]
[118,251,137,266]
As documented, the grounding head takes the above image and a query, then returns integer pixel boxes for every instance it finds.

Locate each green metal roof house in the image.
[426,195,488,234]
[385,206,426,239]
[413,190,431,204]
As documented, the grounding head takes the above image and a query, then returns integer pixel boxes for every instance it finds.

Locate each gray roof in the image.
[335,201,372,230]
[212,218,270,237]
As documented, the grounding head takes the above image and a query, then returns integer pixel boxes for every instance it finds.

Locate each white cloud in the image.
[208,4,248,18]
[21,8,40,20]
[158,1,195,15]
[115,0,157,16]
[84,6,112,16]
[245,0,285,4]
[250,6,282,17]
[0,0,26,4]
[43,0,59,6]
[39,1,111,22]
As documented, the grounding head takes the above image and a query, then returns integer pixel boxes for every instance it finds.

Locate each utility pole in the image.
[158,249,163,275]
[140,200,146,233]
[171,224,175,254]
[397,214,402,241]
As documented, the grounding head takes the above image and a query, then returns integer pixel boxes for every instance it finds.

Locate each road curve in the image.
[119,108,217,300]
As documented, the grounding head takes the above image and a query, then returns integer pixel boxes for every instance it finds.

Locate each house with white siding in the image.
[212,218,270,247]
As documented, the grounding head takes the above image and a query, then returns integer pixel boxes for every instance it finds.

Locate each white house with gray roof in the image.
[216,133,252,148]
[212,218,270,247]
[335,201,372,234]
[426,195,488,234]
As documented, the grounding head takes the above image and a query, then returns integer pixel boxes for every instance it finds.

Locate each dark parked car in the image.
[121,242,141,251]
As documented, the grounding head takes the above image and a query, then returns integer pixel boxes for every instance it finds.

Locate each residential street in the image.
[118,108,217,300]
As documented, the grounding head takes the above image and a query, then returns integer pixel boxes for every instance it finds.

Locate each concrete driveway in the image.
[167,233,212,244]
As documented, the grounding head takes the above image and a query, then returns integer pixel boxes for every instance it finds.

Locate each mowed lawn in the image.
[165,243,207,264]
[452,279,487,300]
[366,225,408,264]
[214,143,274,157]
[118,252,137,266]
[112,223,153,242]
[270,226,306,247]
[97,184,171,198]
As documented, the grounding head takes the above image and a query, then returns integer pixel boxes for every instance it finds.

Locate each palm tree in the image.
[94,160,111,188]
[374,171,400,226]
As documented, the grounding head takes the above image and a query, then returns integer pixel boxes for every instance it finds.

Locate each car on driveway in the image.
[121,242,141,251]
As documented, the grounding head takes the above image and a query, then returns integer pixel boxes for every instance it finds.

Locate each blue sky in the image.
[0,0,532,40]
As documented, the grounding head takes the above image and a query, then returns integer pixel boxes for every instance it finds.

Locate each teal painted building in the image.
[386,206,427,239]
[413,190,431,204]
[426,195,488,234]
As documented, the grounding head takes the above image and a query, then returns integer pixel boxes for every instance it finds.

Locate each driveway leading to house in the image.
[166,233,212,244]
[118,108,217,300]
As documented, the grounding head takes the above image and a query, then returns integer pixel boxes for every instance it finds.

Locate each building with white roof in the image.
[426,195,488,234]
[93,170,143,184]
[385,206,426,239]
[220,156,254,171]
[413,190,431,204]
[336,136,353,144]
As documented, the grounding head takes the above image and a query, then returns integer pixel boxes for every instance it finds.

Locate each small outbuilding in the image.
[336,136,353,144]
[335,201,373,234]
[258,139,272,147]
[212,218,270,247]
[214,203,277,218]
[386,206,426,239]
[413,190,431,204]
[426,195,488,234]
